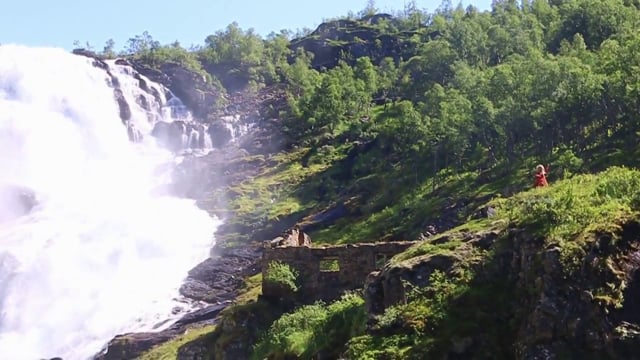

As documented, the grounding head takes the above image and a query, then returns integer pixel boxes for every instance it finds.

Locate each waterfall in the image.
[0,45,219,360]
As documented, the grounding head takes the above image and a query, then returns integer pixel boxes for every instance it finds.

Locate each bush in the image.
[252,293,366,359]
[264,261,299,292]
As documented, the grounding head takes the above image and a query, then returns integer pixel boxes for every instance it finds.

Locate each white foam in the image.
[0,45,219,360]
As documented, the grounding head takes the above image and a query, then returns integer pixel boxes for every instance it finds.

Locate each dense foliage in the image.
[91,0,640,182]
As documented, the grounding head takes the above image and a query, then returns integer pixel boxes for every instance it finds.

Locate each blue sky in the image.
[1,0,492,51]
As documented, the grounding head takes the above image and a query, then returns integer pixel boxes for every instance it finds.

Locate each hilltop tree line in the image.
[85,0,640,181]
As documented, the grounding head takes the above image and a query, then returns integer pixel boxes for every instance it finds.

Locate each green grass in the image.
[251,293,367,359]
[139,325,216,360]
[309,168,507,245]
[235,273,263,304]
[226,149,312,221]
[223,145,352,229]
[343,166,640,359]
[491,166,640,271]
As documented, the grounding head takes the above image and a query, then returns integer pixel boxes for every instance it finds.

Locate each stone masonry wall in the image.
[262,241,418,303]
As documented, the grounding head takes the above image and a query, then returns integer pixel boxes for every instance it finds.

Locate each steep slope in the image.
[102,2,640,358]
[355,167,640,359]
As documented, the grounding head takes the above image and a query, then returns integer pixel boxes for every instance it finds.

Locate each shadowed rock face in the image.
[364,224,640,359]
[288,15,415,70]
[0,184,37,223]
[151,120,187,152]
[129,61,224,121]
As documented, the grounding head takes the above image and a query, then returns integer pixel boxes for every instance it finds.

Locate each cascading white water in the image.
[0,45,219,360]
[105,59,169,134]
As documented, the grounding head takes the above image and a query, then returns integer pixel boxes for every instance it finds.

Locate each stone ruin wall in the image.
[262,241,418,302]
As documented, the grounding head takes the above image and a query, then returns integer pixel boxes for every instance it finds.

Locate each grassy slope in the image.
[142,136,640,359]
[345,166,640,358]
[213,103,540,247]
[139,325,217,360]
[250,166,640,359]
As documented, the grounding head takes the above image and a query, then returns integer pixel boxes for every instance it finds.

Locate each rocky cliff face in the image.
[364,221,640,359]
[72,49,238,153]
[289,14,418,69]
[129,60,225,121]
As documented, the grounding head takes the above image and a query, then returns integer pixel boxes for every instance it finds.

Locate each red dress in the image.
[534,173,548,187]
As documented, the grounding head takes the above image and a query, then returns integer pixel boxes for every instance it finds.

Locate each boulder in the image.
[266,227,311,248]
[151,120,186,152]
[288,16,410,69]
[206,120,233,149]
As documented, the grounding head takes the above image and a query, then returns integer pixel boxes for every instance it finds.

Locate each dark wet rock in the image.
[130,61,224,120]
[151,120,186,152]
[206,120,233,149]
[172,303,228,328]
[289,16,413,70]
[180,243,262,303]
[72,48,108,70]
[113,89,131,122]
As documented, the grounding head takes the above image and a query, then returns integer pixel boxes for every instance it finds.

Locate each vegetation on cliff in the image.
[217,166,640,359]
[343,166,640,359]
[105,0,640,358]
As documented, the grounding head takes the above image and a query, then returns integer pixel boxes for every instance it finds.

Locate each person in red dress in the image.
[534,164,549,187]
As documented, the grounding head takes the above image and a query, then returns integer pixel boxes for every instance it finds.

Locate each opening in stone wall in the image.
[375,253,387,269]
[319,258,340,272]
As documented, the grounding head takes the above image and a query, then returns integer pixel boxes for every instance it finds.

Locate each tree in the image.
[125,31,159,55]
[101,39,116,58]
[359,0,378,17]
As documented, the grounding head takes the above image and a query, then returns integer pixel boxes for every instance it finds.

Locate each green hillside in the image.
[112,0,640,358]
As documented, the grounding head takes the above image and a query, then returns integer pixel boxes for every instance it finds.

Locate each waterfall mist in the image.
[0,45,218,359]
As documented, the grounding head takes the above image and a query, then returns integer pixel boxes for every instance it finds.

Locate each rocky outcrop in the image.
[130,61,224,120]
[72,49,134,127]
[206,119,233,148]
[511,222,640,359]
[363,222,640,359]
[289,15,414,69]
[266,227,311,248]
[179,243,262,303]
[150,120,187,152]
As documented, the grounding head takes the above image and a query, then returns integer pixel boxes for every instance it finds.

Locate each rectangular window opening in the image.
[375,254,387,269]
[319,258,340,272]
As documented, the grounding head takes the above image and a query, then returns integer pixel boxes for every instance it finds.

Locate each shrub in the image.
[264,261,299,292]
[252,293,366,359]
